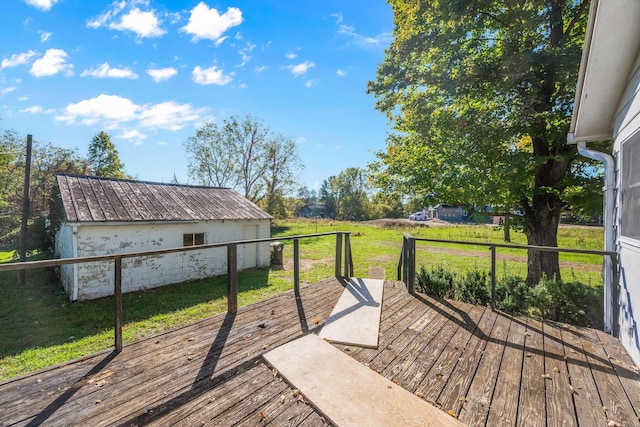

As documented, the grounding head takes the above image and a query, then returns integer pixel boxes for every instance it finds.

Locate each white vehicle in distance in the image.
[409,211,427,221]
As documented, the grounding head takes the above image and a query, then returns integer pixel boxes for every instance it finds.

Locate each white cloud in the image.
[296,137,306,144]
[336,69,347,77]
[330,13,343,24]
[338,24,392,47]
[237,43,255,67]
[1,87,18,95]
[284,61,315,76]
[20,105,54,114]
[87,1,127,29]
[192,65,232,85]
[30,48,73,77]
[182,2,243,42]
[146,67,177,82]
[87,2,165,38]
[255,65,267,73]
[304,79,318,88]
[23,0,58,11]
[55,94,139,125]
[54,94,206,132]
[1,50,37,70]
[18,95,29,101]
[120,129,147,140]
[285,51,297,59]
[81,62,138,79]
[39,31,52,42]
[110,8,165,38]
[138,101,203,131]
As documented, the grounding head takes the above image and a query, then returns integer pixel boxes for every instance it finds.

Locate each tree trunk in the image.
[503,216,511,243]
[524,193,562,285]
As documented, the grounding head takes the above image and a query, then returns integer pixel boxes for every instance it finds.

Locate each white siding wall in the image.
[612,50,640,365]
[54,224,75,295]
[57,220,270,301]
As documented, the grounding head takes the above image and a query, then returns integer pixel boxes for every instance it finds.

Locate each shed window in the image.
[183,233,205,246]
[621,135,640,240]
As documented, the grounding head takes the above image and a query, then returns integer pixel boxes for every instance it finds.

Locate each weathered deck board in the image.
[1,277,638,427]
[517,316,546,427]
[542,320,578,426]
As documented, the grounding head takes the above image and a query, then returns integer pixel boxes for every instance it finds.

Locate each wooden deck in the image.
[1,278,639,426]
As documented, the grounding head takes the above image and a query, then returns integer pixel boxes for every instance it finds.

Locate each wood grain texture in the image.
[264,334,465,427]
[1,278,637,427]
[318,278,384,348]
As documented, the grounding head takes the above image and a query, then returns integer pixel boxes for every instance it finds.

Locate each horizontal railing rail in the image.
[0,231,353,353]
[397,235,619,334]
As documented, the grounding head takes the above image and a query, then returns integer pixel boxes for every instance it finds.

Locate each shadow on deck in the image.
[1,277,639,426]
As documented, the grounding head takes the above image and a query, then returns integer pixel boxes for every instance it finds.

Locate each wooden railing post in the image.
[490,245,496,311]
[344,233,352,278]
[227,244,238,314]
[114,256,123,353]
[407,236,415,295]
[335,233,343,278]
[293,238,300,292]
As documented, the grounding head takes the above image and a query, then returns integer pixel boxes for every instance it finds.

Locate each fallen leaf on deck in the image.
[258,410,266,421]
[569,385,575,394]
[459,397,467,406]
[602,406,607,412]
[314,316,320,324]
[607,420,621,427]
[280,394,285,404]
[270,309,275,315]
[447,409,458,418]
[541,374,552,380]
[416,392,424,398]
[292,389,300,397]
[553,367,559,373]
[262,344,269,350]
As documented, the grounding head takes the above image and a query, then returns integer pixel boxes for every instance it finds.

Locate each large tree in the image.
[87,131,126,179]
[368,0,592,284]
[185,114,302,210]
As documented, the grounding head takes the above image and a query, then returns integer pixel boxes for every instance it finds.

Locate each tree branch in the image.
[559,0,588,46]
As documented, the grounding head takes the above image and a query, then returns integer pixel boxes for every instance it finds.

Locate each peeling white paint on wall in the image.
[55,219,270,301]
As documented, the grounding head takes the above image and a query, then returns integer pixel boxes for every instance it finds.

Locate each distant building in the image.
[54,174,272,301]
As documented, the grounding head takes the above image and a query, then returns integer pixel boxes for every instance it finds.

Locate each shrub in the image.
[415,264,602,327]
[454,269,491,306]
[415,265,455,298]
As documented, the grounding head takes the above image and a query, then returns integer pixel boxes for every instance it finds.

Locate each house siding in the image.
[61,220,270,301]
[612,49,640,366]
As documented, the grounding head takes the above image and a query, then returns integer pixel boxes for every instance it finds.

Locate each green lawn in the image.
[0,219,604,380]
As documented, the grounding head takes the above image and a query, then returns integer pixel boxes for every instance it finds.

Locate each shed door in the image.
[242,225,258,269]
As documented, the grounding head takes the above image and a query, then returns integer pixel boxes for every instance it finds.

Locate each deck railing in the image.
[0,231,353,353]
[397,233,619,333]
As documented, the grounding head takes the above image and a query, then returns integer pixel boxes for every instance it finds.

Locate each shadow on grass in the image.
[0,267,272,360]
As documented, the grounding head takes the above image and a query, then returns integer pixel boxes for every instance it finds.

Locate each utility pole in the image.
[18,134,32,285]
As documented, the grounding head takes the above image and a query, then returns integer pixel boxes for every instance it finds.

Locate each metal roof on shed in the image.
[56,174,273,223]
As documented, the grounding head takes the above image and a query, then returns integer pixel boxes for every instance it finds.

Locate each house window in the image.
[621,136,640,240]
[183,233,205,246]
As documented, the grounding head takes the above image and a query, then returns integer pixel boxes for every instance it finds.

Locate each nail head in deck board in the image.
[318,278,384,348]
[263,334,466,427]
[578,326,639,426]
[560,324,608,426]
[517,316,546,427]
[542,321,578,427]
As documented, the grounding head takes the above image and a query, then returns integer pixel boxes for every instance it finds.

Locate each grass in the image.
[0,219,604,380]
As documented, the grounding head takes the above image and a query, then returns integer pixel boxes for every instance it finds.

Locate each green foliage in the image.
[415,264,602,328]
[416,264,454,298]
[87,131,126,179]
[368,0,594,283]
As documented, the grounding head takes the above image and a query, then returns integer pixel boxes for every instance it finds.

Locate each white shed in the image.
[568,0,640,365]
[54,174,272,301]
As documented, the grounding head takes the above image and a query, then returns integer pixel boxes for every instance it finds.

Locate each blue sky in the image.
[0,0,393,191]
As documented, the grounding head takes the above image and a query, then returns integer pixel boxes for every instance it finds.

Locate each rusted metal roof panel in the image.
[56,174,273,223]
